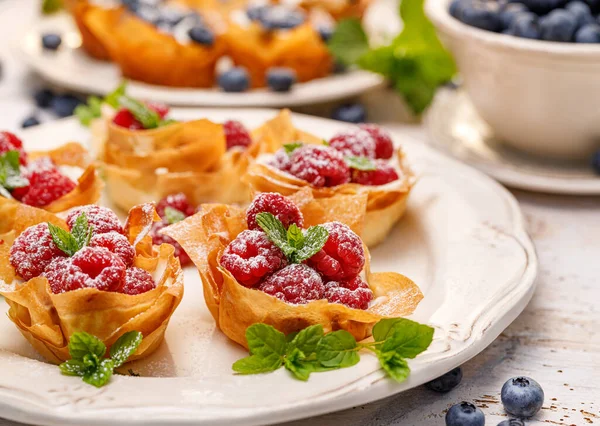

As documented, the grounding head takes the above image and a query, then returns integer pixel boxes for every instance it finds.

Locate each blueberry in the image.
[497,419,525,426]
[317,25,334,42]
[445,402,485,426]
[258,6,305,30]
[511,13,542,38]
[34,88,55,108]
[188,26,215,46]
[21,116,40,128]
[449,0,466,18]
[458,1,503,32]
[566,1,596,26]
[591,150,600,173]
[41,33,62,51]
[50,94,83,118]
[521,0,567,14]
[575,22,600,40]
[500,3,529,29]
[426,367,463,393]
[247,5,266,21]
[218,67,250,92]
[331,103,367,123]
[540,9,578,41]
[267,68,296,92]
[501,376,544,418]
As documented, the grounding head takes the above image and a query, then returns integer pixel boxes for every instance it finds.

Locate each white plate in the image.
[17,13,384,107]
[424,88,600,195]
[0,109,537,426]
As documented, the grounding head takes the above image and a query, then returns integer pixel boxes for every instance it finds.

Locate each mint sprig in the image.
[75,83,127,126]
[0,150,29,199]
[47,212,93,257]
[283,142,303,155]
[164,206,186,224]
[60,331,143,387]
[233,318,434,382]
[345,156,377,171]
[118,95,161,129]
[255,213,328,263]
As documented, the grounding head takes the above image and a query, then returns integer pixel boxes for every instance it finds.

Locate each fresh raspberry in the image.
[306,221,365,281]
[0,131,28,165]
[112,109,144,130]
[70,246,126,292]
[246,192,304,231]
[280,145,350,188]
[10,223,66,280]
[19,167,76,207]
[351,161,399,186]
[89,231,135,266]
[156,193,195,218]
[224,120,252,150]
[220,230,287,287]
[151,220,192,266]
[328,129,376,159]
[67,205,124,235]
[122,267,156,295]
[44,257,82,293]
[257,264,325,304]
[269,149,292,171]
[359,124,394,159]
[325,276,373,310]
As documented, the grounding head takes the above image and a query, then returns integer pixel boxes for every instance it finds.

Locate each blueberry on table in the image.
[501,376,544,418]
[218,67,250,92]
[258,6,305,30]
[331,103,367,124]
[34,88,55,108]
[500,3,530,29]
[426,367,463,393]
[188,26,215,46]
[50,94,83,118]
[540,9,578,41]
[21,116,40,128]
[575,23,600,41]
[267,68,296,92]
[457,1,503,32]
[510,14,542,38]
[445,402,485,426]
[497,419,525,426]
[41,33,62,51]
[591,150,600,174]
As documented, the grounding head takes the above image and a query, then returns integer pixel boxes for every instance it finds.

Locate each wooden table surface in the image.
[0,1,599,425]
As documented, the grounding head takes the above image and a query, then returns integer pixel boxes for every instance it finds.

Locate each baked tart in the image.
[0,202,184,364]
[162,190,423,348]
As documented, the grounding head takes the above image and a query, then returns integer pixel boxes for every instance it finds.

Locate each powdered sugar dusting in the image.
[329,129,376,158]
[257,264,324,305]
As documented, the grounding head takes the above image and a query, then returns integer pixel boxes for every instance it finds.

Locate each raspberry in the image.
[0,131,28,165]
[281,145,350,188]
[246,192,304,231]
[10,223,66,280]
[151,220,192,266]
[224,120,252,150]
[19,167,76,207]
[156,193,195,218]
[220,230,287,287]
[351,161,399,186]
[269,149,292,171]
[325,276,373,310]
[44,257,82,294]
[89,231,135,266]
[69,247,126,292]
[306,221,365,281]
[257,264,325,304]
[67,205,124,235]
[328,129,376,159]
[113,109,144,130]
[122,267,156,295]
[359,124,394,159]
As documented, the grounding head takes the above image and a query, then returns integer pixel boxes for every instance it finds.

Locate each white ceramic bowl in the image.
[427,0,600,161]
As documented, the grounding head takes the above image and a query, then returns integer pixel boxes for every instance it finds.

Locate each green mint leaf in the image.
[104,82,127,109]
[255,212,295,258]
[68,332,107,361]
[374,318,434,359]
[316,330,360,368]
[110,331,143,368]
[159,118,178,127]
[0,187,12,199]
[59,359,87,377]
[287,324,323,357]
[377,352,410,383]
[232,354,283,375]
[3,174,29,190]
[164,207,186,224]
[118,95,160,129]
[82,353,99,370]
[345,156,377,171]
[75,96,102,126]
[286,224,305,251]
[284,348,313,381]
[293,225,328,263]
[327,18,370,66]
[283,142,303,155]
[83,359,114,388]
[0,151,28,190]
[322,139,330,146]
[246,323,287,359]
[42,0,63,14]
[47,222,80,257]
[71,212,93,252]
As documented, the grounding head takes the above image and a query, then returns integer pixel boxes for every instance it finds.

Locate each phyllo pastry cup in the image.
[162,190,423,348]
[65,0,112,60]
[0,203,184,364]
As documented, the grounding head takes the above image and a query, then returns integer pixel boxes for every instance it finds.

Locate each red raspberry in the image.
[67,205,124,235]
[306,221,365,281]
[359,124,394,159]
[89,231,135,266]
[151,220,192,266]
[283,145,350,188]
[269,149,292,171]
[113,109,144,130]
[156,193,195,218]
[351,161,399,186]
[44,257,82,294]
[122,267,156,295]
[224,120,252,150]
[70,247,126,292]
[19,167,76,207]
[328,129,376,159]
[246,192,304,231]
[0,131,28,165]
[220,230,287,287]
[325,276,373,310]
[10,223,66,280]
[257,264,325,304]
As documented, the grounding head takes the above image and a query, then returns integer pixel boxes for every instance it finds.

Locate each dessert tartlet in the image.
[162,191,423,348]
[0,202,184,364]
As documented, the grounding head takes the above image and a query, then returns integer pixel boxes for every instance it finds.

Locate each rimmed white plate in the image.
[0,109,537,426]
[424,88,600,195]
[17,13,384,107]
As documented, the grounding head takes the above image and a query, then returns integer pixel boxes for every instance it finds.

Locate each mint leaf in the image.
[327,18,369,66]
[377,351,410,382]
[246,324,287,359]
[159,118,178,127]
[59,359,87,377]
[256,212,295,257]
[293,225,328,263]
[233,354,283,375]
[75,96,102,126]
[48,222,80,257]
[71,212,93,251]
[118,95,160,129]
[110,331,143,368]
[316,330,360,368]
[322,139,330,146]
[284,348,313,381]
[286,224,304,251]
[105,82,127,109]
[287,324,323,357]
[42,0,63,14]
[345,156,377,171]
[164,207,186,224]
[83,359,114,388]
[283,142,303,155]
[374,318,434,359]
[68,332,107,361]
[0,151,28,191]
